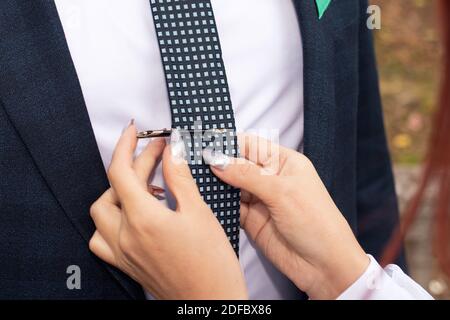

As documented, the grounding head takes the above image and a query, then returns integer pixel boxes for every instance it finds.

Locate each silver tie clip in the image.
[137,128,230,139]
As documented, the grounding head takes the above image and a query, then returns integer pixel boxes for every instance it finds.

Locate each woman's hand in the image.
[88,122,247,300]
[203,134,370,300]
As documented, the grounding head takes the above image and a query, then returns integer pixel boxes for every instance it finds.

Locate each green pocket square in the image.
[315,0,332,19]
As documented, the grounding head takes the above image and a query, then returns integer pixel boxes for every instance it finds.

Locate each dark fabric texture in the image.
[0,0,144,299]
[294,0,406,268]
[0,0,404,299]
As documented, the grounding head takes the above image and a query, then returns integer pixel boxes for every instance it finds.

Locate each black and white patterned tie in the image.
[149,0,240,254]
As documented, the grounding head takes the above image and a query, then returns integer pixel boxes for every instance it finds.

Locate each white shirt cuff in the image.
[337,255,434,300]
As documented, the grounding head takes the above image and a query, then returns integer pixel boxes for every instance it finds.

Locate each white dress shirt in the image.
[338,256,433,300]
[54,0,432,300]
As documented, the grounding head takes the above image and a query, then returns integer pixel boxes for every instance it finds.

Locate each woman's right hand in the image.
[203,134,370,300]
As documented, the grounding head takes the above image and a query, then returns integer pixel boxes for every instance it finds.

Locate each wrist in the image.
[309,248,370,299]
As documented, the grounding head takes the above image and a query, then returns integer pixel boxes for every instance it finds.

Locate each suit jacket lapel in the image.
[0,0,143,299]
[293,0,337,190]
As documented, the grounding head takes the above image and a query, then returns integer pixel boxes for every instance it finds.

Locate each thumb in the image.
[203,148,278,203]
[162,129,203,208]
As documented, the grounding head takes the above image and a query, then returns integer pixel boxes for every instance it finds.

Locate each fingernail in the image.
[170,129,187,160]
[202,148,230,170]
[122,119,135,133]
[148,185,165,195]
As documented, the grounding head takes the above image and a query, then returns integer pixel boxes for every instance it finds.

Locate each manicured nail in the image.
[170,129,187,160]
[202,148,230,170]
[148,185,165,195]
[122,119,135,133]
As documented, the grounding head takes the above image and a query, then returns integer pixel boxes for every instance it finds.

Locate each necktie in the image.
[149,0,240,254]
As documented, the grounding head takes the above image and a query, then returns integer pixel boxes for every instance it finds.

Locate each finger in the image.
[162,130,202,208]
[133,138,166,184]
[89,231,116,267]
[108,121,150,204]
[240,190,252,203]
[203,148,279,202]
[240,191,261,229]
[238,133,293,170]
[90,198,122,247]
[240,201,270,240]
[98,188,119,207]
[111,120,138,170]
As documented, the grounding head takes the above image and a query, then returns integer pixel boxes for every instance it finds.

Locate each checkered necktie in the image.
[149,0,240,254]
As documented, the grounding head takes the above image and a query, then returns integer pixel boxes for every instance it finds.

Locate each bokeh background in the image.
[371,0,449,299]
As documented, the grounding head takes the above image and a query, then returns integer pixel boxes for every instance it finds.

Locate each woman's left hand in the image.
[88,122,247,300]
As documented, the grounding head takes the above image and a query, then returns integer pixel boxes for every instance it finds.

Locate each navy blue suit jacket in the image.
[0,0,405,299]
